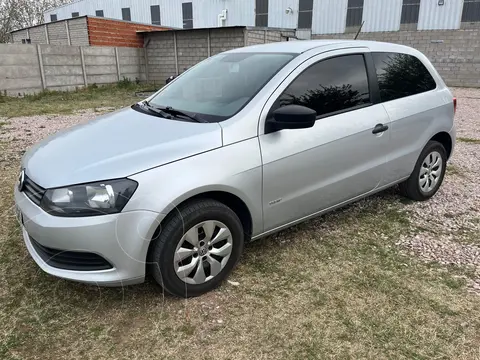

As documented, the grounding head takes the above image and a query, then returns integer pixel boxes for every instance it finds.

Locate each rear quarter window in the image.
[372,52,436,102]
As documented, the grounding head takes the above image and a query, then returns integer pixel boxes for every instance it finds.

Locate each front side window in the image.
[149,53,294,122]
[273,55,370,118]
[372,52,436,102]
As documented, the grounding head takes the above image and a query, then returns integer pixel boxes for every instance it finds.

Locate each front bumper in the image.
[14,187,163,286]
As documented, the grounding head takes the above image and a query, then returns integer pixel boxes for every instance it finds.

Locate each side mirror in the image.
[267,105,317,133]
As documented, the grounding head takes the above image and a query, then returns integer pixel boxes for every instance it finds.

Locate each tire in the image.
[399,140,447,201]
[148,199,244,298]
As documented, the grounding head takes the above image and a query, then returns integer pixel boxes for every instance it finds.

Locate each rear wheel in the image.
[148,199,244,297]
[399,140,447,201]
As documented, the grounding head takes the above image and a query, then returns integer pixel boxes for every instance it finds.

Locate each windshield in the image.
[149,52,295,122]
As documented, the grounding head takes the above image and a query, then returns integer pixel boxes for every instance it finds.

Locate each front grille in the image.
[30,238,113,271]
[23,175,46,207]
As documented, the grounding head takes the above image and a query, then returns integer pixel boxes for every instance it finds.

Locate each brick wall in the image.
[176,29,209,73]
[210,28,245,56]
[246,30,266,46]
[145,32,176,84]
[46,21,69,45]
[30,26,48,44]
[68,17,89,46]
[246,29,296,46]
[313,29,480,88]
[145,27,293,84]
[87,17,169,48]
[12,30,28,43]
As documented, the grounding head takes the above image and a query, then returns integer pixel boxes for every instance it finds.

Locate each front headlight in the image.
[41,179,138,217]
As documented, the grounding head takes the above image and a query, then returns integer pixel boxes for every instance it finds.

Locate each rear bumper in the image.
[448,124,456,159]
[15,187,163,287]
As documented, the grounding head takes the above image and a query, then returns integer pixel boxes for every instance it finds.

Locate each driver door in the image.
[259,49,390,232]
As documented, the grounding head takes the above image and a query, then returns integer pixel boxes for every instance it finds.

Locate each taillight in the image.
[453,97,457,114]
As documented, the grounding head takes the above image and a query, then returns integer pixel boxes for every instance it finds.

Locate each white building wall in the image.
[194,0,255,28]
[418,0,463,30]
[43,0,471,34]
[312,0,348,34]
[267,0,299,29]
[362,0,402,32]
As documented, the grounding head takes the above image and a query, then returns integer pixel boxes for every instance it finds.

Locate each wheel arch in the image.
[150,187,255,243]
[430,131,453,159]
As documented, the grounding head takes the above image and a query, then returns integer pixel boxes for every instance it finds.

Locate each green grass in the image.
[457,137,480,144]
[1,162,480,359]
[0,81,158,118]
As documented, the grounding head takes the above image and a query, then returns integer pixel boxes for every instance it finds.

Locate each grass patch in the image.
[447,164,464,177]
[457,137,480,144]
[1,134,480,358]
[0,81,158,118]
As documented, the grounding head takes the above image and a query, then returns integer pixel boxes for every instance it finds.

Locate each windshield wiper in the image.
[157,106,208,123]
[140,101,173,119]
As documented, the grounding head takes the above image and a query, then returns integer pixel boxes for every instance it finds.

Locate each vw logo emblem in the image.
[18,169,25,191]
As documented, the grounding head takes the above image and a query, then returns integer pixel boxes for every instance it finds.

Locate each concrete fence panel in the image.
[0,43,148,95]
[0,44,43,95]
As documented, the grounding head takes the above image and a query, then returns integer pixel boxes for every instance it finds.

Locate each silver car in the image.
[14,40,456,297]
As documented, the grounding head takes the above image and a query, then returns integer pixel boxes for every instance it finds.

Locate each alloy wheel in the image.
[418,151,443,193]
[174,220,233,285]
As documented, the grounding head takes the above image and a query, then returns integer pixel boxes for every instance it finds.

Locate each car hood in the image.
[22,107,223,188]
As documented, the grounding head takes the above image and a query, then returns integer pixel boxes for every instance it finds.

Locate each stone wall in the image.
[313,29,480,88]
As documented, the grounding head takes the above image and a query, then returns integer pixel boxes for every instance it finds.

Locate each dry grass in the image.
[1,87,480,359]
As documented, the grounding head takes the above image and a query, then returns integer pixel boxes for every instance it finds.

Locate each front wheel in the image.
[148,199,244,298]
[399,140,447,201]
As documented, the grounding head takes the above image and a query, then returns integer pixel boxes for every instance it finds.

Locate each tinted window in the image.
[96,10,104,17]
[275,55,370,117]
[372,52,436,102]
[182,2,193,28]
[255,0,268,26]
[346,0,364,27]
[462,0,480,22]
[401,0,420,24]
[122,8,131,21]
[50,14,57,22]
[72,12,79,18]
[151,5,161,25]
[149,53,294,121]
[298,0,313,29]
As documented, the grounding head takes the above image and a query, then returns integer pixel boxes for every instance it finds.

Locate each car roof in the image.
[225,40,415,55]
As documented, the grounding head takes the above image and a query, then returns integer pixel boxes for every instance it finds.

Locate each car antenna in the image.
[354,21,365,40]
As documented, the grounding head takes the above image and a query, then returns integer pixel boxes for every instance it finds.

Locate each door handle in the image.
[372,123,389,134]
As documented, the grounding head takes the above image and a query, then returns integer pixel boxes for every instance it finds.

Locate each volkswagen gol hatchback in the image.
[15,41,456,297]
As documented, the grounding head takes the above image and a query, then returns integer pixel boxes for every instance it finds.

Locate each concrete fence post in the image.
[144,48,149,83]
[173,32,179,75]
[115,47,121,81]
[36,44,46,90]
[65,21,71,46]
[80,46,88,87]
[44,24,50,44]
[207,29,211,57]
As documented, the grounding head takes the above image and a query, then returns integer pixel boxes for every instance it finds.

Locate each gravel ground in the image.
[398,88,480,293]
[1,89,480,292]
